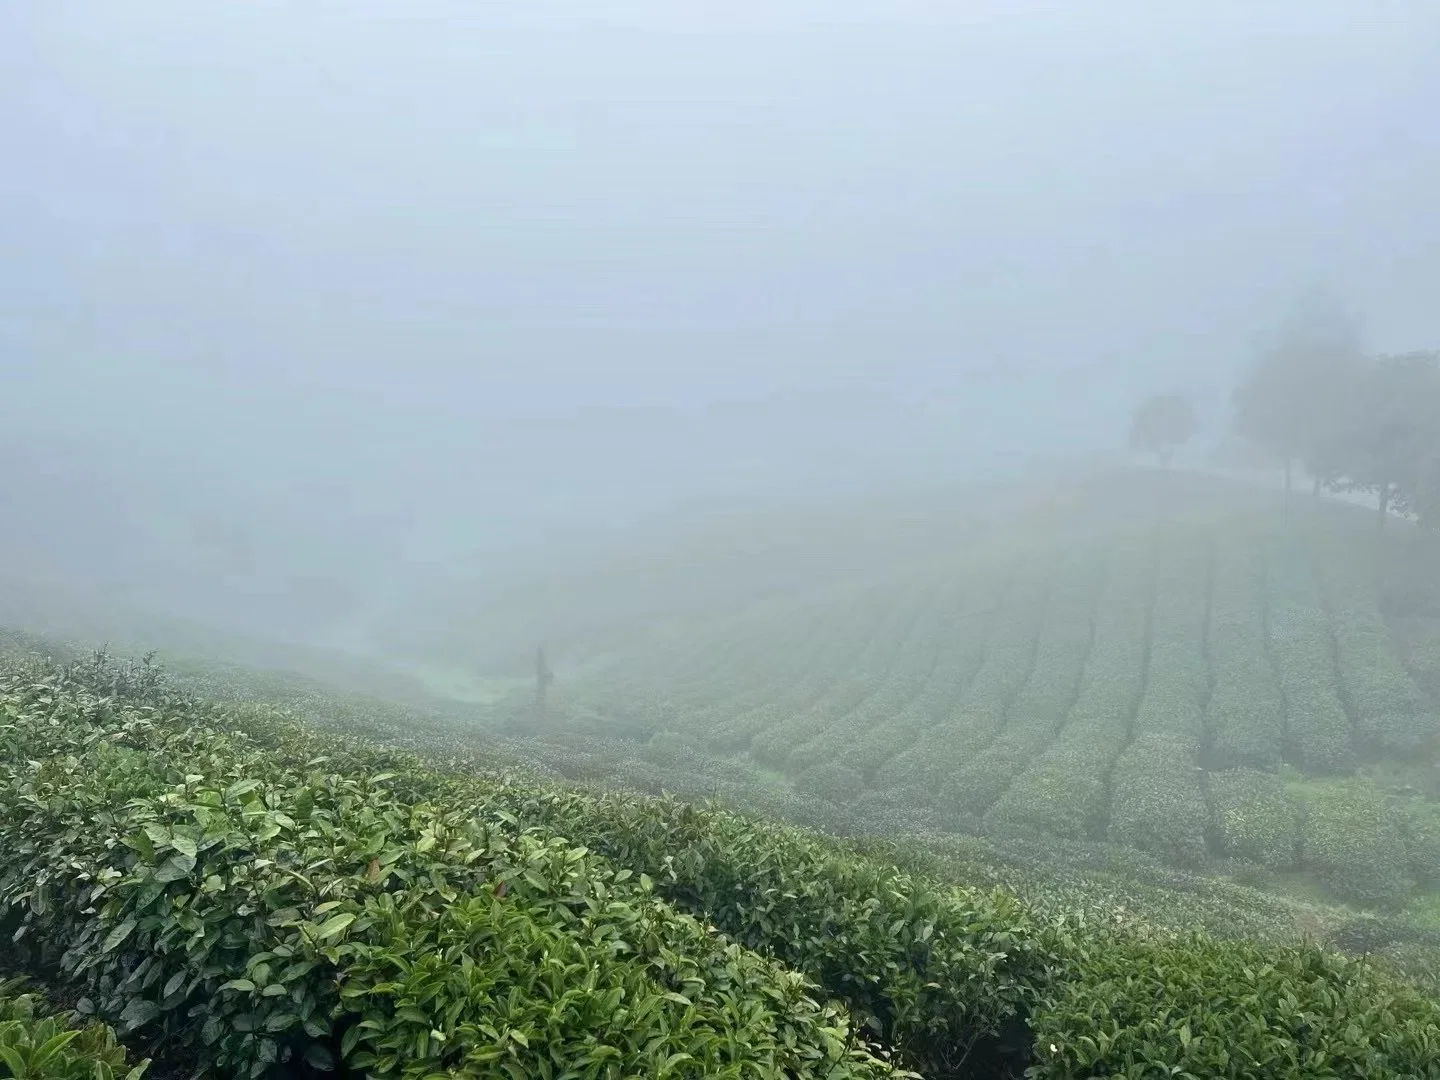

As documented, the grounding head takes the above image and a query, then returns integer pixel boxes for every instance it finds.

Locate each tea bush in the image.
[1206,536,1286,770]
[943,558,1101,817]
[1207,769,1302,870]
[987,543,1151,841]
[1316,548,1439,755]
[877,570,1050,800]
[785,586,957,777]
[0,677,900,1080]
[1296,780,1414,909]
[750,586,922,770]
[1029,931,1440,1079]
[0,979,148,1080]
[793,762,865,805]
[832,588,999,781]
[1265,540,1357,773]
[1108,536,1210,864]
[1396,799,1440,887]
[1107,733,1210,866]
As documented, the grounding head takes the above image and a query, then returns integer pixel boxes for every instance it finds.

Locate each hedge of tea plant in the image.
[1264,535,1357,773]
[1312,541,1440,756]
[1205,534,1286,770]
[718,582,892,755]
[877,568,1051,801]
[0,978,148,1080]
[985,542,1152,842]
[1398,799,1440,887]
[832,579,1002,783]
[1028,930,1440,1078]
[1108,534,1211,864]
[748,584,922,769]
[1293,778,1415,909]
[1206,768,1302,871]
[942,556,1103,818]
[787,584,961,780]
[0,672,901,1080]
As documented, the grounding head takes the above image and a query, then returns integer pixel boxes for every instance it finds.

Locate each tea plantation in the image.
[563,497,1440,913]
[5,644,1440,1078]
[6,473,1440,1077]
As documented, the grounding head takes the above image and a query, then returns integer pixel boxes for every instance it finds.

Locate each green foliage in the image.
[444,496,1432,899]
[0,673,899,1080]
[1108,534,1210,865]
[1321,352,1440,530]
[0,980,147,1080]
[1206,533,1286,770]
[877,567,1050,801]
[1030,932,1440,1079]
[943,556,1102,817]
[9,648,1440,1079]
[793,762,864,805]
[1313,542,1440,755]
[1231,284,1363,483]
[1108,733,1210,866]
[750,584,925,770]
[836,577,1007,784]
[1296,779,1414,909]
[1397,800,1440,888]
[987,543,1151,841]
[1265,535,1357,772]
[1207,769,1302,870]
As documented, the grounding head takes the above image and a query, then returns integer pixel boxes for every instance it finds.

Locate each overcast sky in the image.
[3,1,1439,642]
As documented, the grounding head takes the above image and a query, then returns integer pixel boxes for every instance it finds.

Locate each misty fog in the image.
[4,1,1438,658]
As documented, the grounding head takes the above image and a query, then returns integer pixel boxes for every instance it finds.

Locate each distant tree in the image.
[1130,392,1198,469]
[1232,286,1364,498]
[1322,352,1440,534]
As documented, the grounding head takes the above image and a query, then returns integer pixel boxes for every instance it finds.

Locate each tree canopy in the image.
[1232,286,1364,493]
[1130,392,1198,468]
[1231,289,1440,532]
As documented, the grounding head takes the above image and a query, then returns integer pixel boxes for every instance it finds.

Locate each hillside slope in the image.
[532,472,1440,909]
[5,649,1440,1079]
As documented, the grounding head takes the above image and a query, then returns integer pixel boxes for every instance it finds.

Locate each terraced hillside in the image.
[551,475,1440,909]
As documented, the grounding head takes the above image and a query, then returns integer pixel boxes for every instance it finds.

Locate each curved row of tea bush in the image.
[10,654,1440,1078]
[1030,928,1440,1078]
[831,580,1002,783]
[604,592,848,747]
[1209,769,1429,909]
[0,977,149,1080]
[876,568,1051,803]
[1313,542,1439,755]
[985,542,1152,841]
[1294,779,1415,909]
[942,557,1103,818]
[619,595,855,747]
[786,583,961,779]
[1108,534,1212,865]
[1264,534,1357,773]
[1207,768,1302,870]
[755,585,932,773]
[712,582,897,754]
[1205,533,1286,770]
